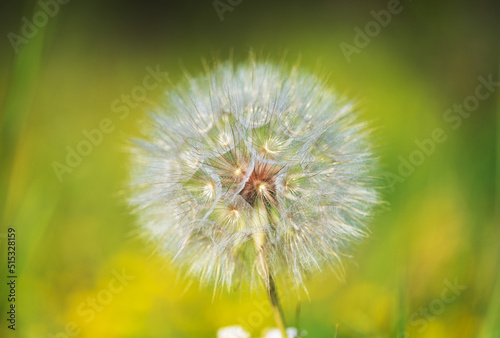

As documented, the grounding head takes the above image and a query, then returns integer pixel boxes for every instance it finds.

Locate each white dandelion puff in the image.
[217,326,250,338]
[128,56,378,336]
[265,327,302,338]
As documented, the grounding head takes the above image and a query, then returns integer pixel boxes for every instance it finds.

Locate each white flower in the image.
[129,57,378,291]
[265,327,301,338]
[217,326,250,338]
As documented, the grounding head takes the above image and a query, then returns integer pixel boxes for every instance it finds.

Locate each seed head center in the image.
[239,163,280,206]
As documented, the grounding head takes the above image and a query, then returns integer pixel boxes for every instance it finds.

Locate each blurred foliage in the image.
[0,0,498,337]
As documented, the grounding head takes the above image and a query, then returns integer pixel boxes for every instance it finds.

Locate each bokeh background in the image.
[1,0,499,337]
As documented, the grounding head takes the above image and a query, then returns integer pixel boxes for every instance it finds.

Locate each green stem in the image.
[253,200,287,336]
[266,273,287,338]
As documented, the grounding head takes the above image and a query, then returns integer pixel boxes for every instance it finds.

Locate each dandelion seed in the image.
[128,56,379,336]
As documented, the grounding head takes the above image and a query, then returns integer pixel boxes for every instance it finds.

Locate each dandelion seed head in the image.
[129,57,379,291]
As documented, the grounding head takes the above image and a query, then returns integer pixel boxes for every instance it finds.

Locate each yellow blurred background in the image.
[0,0,499,337]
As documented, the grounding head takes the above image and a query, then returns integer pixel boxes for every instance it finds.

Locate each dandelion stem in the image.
[254,200,287,337]
[266,273,287,338]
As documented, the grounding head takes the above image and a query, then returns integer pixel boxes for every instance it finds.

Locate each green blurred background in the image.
[0,0,499,337]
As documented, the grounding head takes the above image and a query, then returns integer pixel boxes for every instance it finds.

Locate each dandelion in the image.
[128,55,378,336]
[217,326,250,338]
[265,327,301,338]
